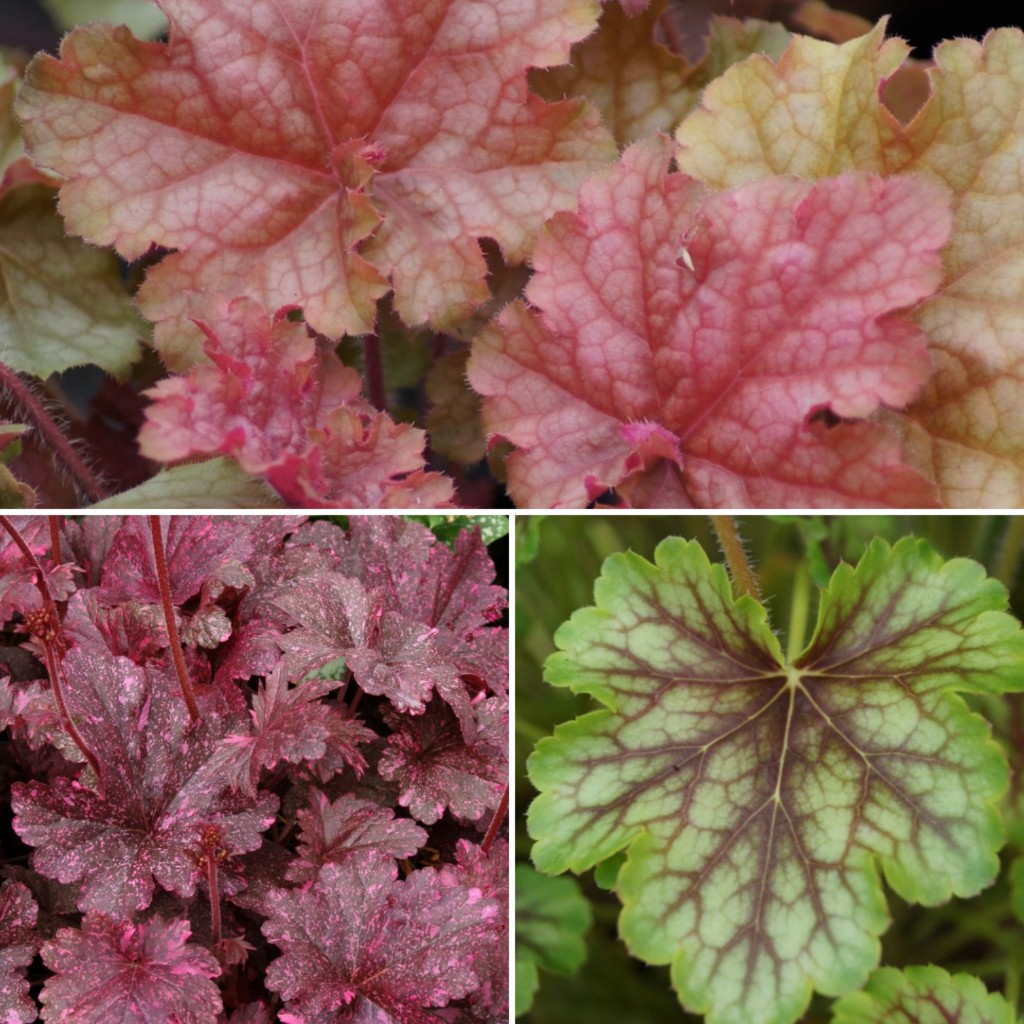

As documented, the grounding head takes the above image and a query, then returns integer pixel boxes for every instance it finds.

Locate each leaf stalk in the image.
[148,515,199,723]
[709,516,760,600]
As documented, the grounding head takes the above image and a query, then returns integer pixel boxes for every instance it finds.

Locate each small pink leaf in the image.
[469,134,952,507]
[139,297,454,509]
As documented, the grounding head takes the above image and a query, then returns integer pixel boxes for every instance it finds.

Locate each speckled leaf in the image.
[262,853,501,1023]
[515,864,591,1017]
[97,515,253,607]
[211,668,373,797]
[0,514,75,622]
[469,135,949,507]
[529,536,1024,1024]
[39,914,221,1024]
[532,3,790,148]
[16,0,613,335]
[380,697,507,825]
[830,966,1016,1024]
[275,519,507,736]
[675,23,1024,506]
[339,517,509,698]
[0,880,38,1024]
[286,792,427,884]
[452,838,509,1020]
[12,648,277,918]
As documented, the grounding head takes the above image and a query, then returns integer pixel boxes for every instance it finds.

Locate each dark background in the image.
[1,0,1021,58]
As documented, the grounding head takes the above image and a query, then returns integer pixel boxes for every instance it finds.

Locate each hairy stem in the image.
[0,362,108,503]
[48,515,62,568]
[709,516,760,600]
[481,784,508,856]
[149,515,199,723]
[0,514,102,783]
[363,333,387,412]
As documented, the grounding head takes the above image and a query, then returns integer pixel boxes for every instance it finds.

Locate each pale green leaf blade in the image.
[528,537,1024,1024]
[514,863,592,1017]
[1,54,23,177]
[0,183,144,377]
[41,0,168,39]
[92,458,283,508]
[831,966,1016,1024]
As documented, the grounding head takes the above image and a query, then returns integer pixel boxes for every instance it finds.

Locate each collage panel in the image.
[515,515,1024,1024]
[0,513,509,1022]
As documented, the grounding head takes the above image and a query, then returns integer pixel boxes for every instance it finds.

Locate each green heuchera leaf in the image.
[93,457,283,508]
[528,536,1024,1024]
[41,0,168,39]
[831,966,1016,1024]
[0,183,144,377]
[515,863,592,1017]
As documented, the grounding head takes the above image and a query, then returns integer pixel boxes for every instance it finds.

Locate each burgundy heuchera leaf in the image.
[380,698,507,825]
[468,134,953,507]
[39,914,221,1024]
[139,298,453,508]
[262,852,501,1023]
[16,0,614,335]
[0,880,38,1024]
[211,667,373,797]
[273,519,507,739]
[11,647,277,918]
[286,792,428,885]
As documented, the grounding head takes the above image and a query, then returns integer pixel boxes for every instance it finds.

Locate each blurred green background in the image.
[516,515,1024,1024]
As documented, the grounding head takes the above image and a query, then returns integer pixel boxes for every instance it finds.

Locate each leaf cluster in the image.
[1,0,1021,506]
[0,513,509,1023]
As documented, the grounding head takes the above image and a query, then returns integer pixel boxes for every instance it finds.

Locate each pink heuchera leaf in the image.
[11,647,277,918]
[468,134,953,507]
[211,668,373,798]
[0,880,38,1024]
[262,852,500,1023]
[39,914,221,1024]
[286,792,428,885]
[380,698,507,826]
[16,0,614,335]
[139,298,454,509]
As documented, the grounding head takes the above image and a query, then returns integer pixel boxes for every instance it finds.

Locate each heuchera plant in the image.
[524,517,1024,1023]
[1,0,1021,507]
[0,513,509,1022]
